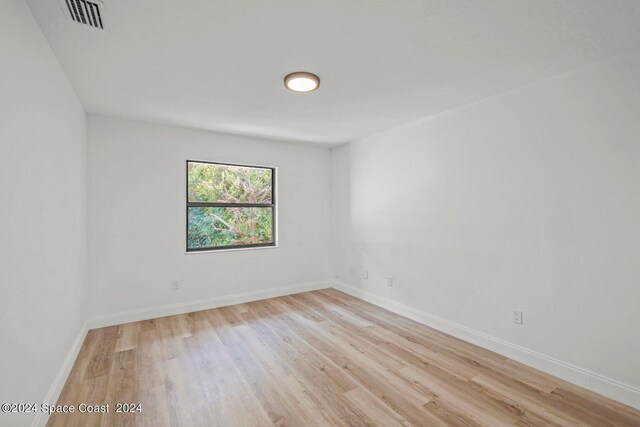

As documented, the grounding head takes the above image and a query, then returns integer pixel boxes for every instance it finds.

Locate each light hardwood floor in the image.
[48,289,640,426]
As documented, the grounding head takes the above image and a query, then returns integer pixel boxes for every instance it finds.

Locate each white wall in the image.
[332,52,640,401]
[87,116,331,318]
[0,1,87,426]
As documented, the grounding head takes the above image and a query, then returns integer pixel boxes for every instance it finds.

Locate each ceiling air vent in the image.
[60,0,105,30]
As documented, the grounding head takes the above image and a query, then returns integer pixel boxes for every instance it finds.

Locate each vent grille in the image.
[63,0,104,29]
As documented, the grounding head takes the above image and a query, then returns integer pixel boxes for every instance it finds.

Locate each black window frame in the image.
[186,160,276,252]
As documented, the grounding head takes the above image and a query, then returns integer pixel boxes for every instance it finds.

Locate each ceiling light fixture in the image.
[284,72,320,93]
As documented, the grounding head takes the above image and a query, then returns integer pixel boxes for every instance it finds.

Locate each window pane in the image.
[188,207,273,249]
[188,162,272,204]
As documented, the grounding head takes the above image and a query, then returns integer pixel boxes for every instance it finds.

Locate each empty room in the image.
[2,0,640,426]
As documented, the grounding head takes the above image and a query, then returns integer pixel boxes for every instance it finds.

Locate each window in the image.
[186,160,275,252]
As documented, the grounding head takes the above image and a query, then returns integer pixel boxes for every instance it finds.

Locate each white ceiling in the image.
[26,0,640,145]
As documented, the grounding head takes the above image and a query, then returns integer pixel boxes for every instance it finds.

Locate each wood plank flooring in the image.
[48,289,640,426]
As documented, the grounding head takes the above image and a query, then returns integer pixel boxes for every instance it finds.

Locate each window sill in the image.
[185,244,278,255]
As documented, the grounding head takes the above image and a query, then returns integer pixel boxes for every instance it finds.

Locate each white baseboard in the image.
[87,280,331,330]
[331,281,640,410]
[31,320,89,427]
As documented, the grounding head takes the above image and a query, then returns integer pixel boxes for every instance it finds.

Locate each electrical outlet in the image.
[513,309,523,324]
[363,270,368,280]
[171,280,181,290]
[387,276,393,287]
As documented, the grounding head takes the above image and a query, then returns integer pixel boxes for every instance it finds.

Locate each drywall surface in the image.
[0,1,87,426]
[87,116,331,317]
[332,52,640,392]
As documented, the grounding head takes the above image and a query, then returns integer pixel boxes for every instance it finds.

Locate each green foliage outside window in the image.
[187,162,274,250]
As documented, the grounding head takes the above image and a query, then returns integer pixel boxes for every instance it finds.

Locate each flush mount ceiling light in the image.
[284,72,320,93]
